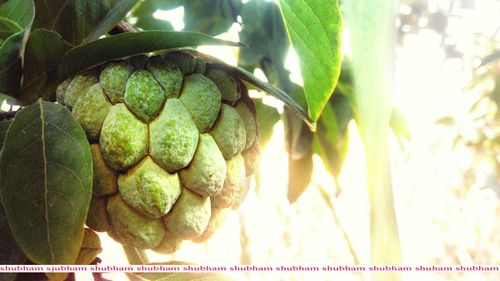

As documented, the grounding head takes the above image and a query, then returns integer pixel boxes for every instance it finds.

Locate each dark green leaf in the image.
[135,17,173,31]
[84,0,140,42]
[0,33,23,95]
[58,31,241,80]
[0,119,11,148]
[254,99,280,147]
[17,29,72,105]
[312,93,353,177]
[0,101,92,264]
[0,0,35,96]
[238,0,288,71]
[33,0,121,45]
[182,0,240,36]
[280,0,342,121]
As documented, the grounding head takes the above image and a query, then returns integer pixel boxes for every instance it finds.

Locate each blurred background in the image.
[71,0,500,280]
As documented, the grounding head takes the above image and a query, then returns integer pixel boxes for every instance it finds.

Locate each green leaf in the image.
[239,0,288,70]
[0,101,92,265]
[279,0,342,121]
[33,0,129,45]
[0,118,11,148]
[84,0,140,42]
[17,29,72,105]
[0,0,33,29]
[0,17,22,41]
[344,0,402,277]
[182,0,240,36]
[254,99,280,147]
[57,31,241,80]
[135,17,174,31]
[0,0,35,96]
[313,94,353,177]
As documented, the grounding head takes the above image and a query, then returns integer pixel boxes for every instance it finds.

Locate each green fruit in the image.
[99,104,148,171]
[179,74,221,132]
[206,69,241,103]
[146,56,183,98]
[211,154,246,208]
[236,102,257,150]
[100,62,134,104]
[153,230,183,254]
[210,104,246,159]
[179,134,226,197]
[72,83,112,140]
[149,98,199,172]
[125,70,165,122]
[64,74,99,108]
[107,195,165,249]
[194,207,230,243]
[90,144,118,197]
[164,188,211,240]
[86,196,111,232]
[56,79,70,105]
[118,157,181,218]
[59,54,261,252]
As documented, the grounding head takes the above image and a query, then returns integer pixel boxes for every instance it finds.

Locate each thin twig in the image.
[317,183,361,265]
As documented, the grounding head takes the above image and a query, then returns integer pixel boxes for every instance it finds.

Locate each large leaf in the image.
[0,101,92,265]
[313,94,353,178]
[239,0,288,70]
[254,99,280,147]
[18,29,72,104]
[279,0,342,121]
[0,0,34,96]
[33,0,133,45]
[0,17,21,42]
[58,31,241,80]
[0,118,10,148]
[344,0,402,278]
[84,0,140,42]
[182,0,241,36]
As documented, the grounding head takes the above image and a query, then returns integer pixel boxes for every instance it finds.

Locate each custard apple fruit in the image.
[56,52,261,251]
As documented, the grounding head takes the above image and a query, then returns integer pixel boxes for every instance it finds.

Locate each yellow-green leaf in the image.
[279,0,342,121]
